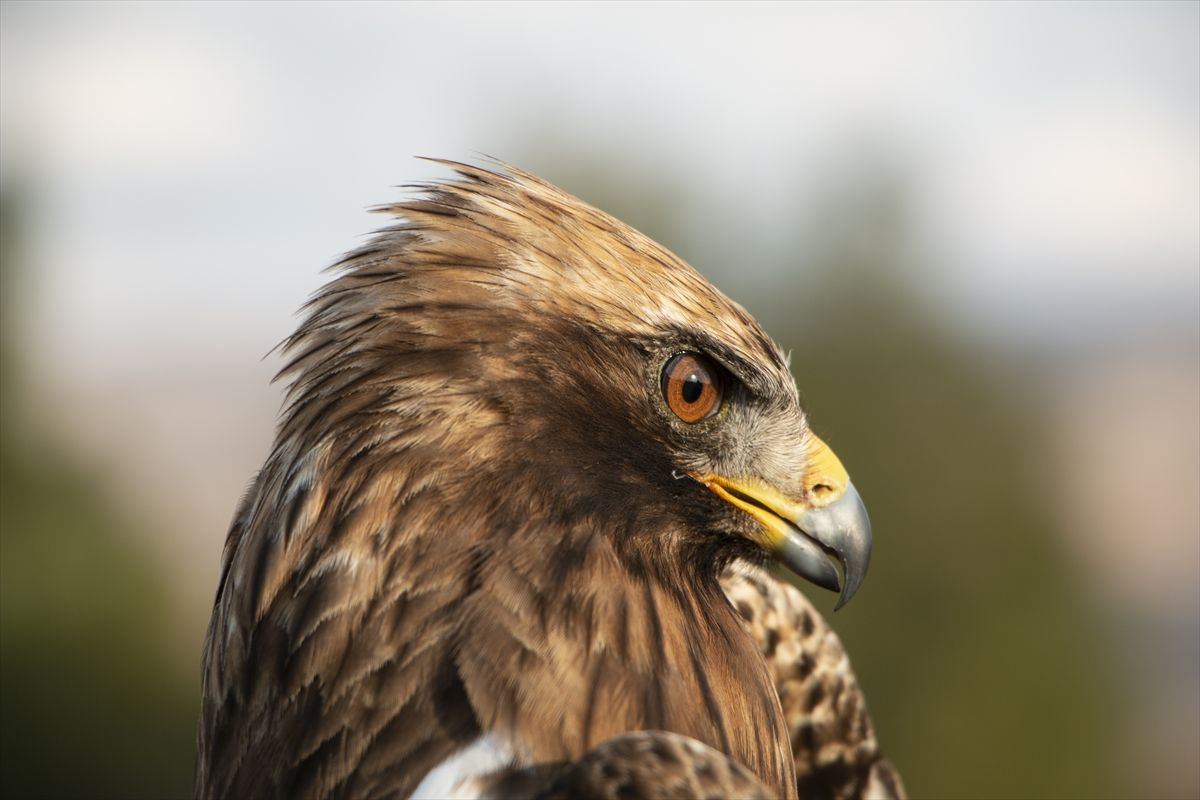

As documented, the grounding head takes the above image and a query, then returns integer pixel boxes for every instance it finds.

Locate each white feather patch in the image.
[410,734,517,800]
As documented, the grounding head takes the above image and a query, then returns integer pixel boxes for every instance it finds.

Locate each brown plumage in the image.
[724,567,904,799]
[196,161,902,800]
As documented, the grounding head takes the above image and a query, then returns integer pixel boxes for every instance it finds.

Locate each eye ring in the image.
[661,352,724,423]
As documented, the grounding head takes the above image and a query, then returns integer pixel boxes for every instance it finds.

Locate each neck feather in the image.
[453,526,798,799]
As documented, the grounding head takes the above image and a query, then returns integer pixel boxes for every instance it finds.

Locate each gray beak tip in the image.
[801,481,873,610]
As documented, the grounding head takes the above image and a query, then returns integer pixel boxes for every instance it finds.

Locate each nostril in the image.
[809,482,840,505]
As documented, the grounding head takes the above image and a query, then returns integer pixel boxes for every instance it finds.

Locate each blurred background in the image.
[1,2,1197,798]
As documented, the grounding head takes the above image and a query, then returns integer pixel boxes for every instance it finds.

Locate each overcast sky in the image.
[2,1,1197,379]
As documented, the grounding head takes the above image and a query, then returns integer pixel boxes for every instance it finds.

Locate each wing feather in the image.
[722,565,906,800]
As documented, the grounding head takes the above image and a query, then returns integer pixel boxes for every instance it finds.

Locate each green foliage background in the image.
[1,187,198,798]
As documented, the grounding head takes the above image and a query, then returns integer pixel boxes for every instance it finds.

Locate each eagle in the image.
[196,161,903,800]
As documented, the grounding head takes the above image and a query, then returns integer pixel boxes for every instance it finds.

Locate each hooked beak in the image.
[693,435,872,609]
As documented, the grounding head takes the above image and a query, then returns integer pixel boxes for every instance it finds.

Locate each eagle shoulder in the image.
[721,565,906,800]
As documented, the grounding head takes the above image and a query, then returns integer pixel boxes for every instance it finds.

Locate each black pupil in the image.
[681,373,704,403]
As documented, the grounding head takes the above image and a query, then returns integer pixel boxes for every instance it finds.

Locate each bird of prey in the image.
[196,161,903,800]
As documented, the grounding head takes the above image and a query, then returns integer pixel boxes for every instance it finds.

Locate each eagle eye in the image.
[661,353,724,423]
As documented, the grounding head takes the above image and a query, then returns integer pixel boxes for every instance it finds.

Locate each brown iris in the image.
[661,353,724,422]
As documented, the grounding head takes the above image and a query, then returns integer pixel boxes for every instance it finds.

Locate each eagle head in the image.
[279,161,869,604]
